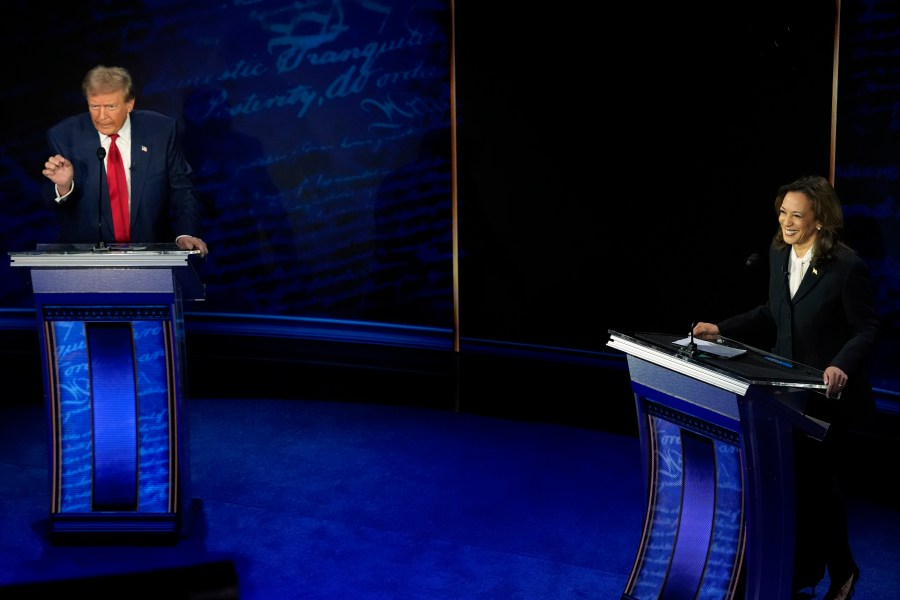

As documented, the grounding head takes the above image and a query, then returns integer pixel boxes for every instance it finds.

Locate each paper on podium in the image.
[674,337,748,358]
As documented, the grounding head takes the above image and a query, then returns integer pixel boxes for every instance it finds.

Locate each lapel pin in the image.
[141,145,148,153]
[813,268,818,275]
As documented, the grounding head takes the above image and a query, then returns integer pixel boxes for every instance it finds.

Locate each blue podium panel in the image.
[47,310,176,515]
[624,382,745,600]
[10,247,203,542]
[609,331,828,600]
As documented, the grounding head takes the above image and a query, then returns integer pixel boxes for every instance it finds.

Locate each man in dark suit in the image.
[693,175,879,600]
[41,65,208,256]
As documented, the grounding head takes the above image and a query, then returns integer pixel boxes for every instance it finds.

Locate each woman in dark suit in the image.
[41,65,208,256]
[693,175,879,600]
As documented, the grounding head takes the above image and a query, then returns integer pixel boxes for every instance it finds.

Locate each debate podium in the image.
[9,244,204,542]
[607,330,829,600]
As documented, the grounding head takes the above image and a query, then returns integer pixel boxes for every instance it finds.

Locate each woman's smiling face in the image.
[779,190,819,255]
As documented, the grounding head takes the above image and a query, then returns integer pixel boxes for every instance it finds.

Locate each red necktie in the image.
[107,133,130,242]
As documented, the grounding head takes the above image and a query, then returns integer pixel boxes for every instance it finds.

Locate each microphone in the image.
[93,146,107,252]
[687,252,761,357]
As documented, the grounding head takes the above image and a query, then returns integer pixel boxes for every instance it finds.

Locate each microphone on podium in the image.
[687,252,760,357]
[93,146,107,252]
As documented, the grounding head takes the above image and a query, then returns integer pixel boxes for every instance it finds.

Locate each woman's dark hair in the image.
[772,175,847,264]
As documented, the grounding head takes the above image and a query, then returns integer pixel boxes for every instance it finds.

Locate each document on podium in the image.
[673,337,748,359]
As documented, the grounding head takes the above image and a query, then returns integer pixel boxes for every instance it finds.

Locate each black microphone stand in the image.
[93,146,108,252]
[687,321,700,357]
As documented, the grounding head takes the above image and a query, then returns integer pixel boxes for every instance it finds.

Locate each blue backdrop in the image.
[1,0,454,330]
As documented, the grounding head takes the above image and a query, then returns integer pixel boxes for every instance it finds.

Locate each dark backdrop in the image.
[455,1,899,404]
[1,1,898,405]
[455,2,836,342]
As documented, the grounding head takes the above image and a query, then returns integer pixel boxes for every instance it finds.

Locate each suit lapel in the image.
[776,249,792,304]
[792,260,826,304]
[128,114,147,230]
[80,115,113,237]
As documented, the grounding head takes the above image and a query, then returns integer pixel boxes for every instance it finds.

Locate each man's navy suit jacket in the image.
[45,109,201,244]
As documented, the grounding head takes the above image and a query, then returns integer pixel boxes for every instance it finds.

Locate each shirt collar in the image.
[113,114,132,142]
[790,245,812,265]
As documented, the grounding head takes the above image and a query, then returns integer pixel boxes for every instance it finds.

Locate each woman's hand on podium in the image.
[692,322,720,342]
[823,365,848,399]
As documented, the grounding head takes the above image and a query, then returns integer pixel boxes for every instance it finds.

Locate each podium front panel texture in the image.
[623,358,745,600]
[46,310,179,515]
[609,331,827,600]
[11,248,202,541]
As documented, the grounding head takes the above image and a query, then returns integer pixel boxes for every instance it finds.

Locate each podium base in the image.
[48,498,203,546]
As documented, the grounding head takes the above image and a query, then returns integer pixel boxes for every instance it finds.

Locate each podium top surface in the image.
[9,244,202,268]
[608,330,827,393]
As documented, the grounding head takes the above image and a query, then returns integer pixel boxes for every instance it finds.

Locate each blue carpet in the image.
[2,398,899,598]
[0,399,644,599]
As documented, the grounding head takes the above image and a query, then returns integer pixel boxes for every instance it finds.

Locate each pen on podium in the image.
[763,355,792,368]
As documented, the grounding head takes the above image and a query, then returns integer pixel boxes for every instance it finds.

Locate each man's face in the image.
[87,90,134,136]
